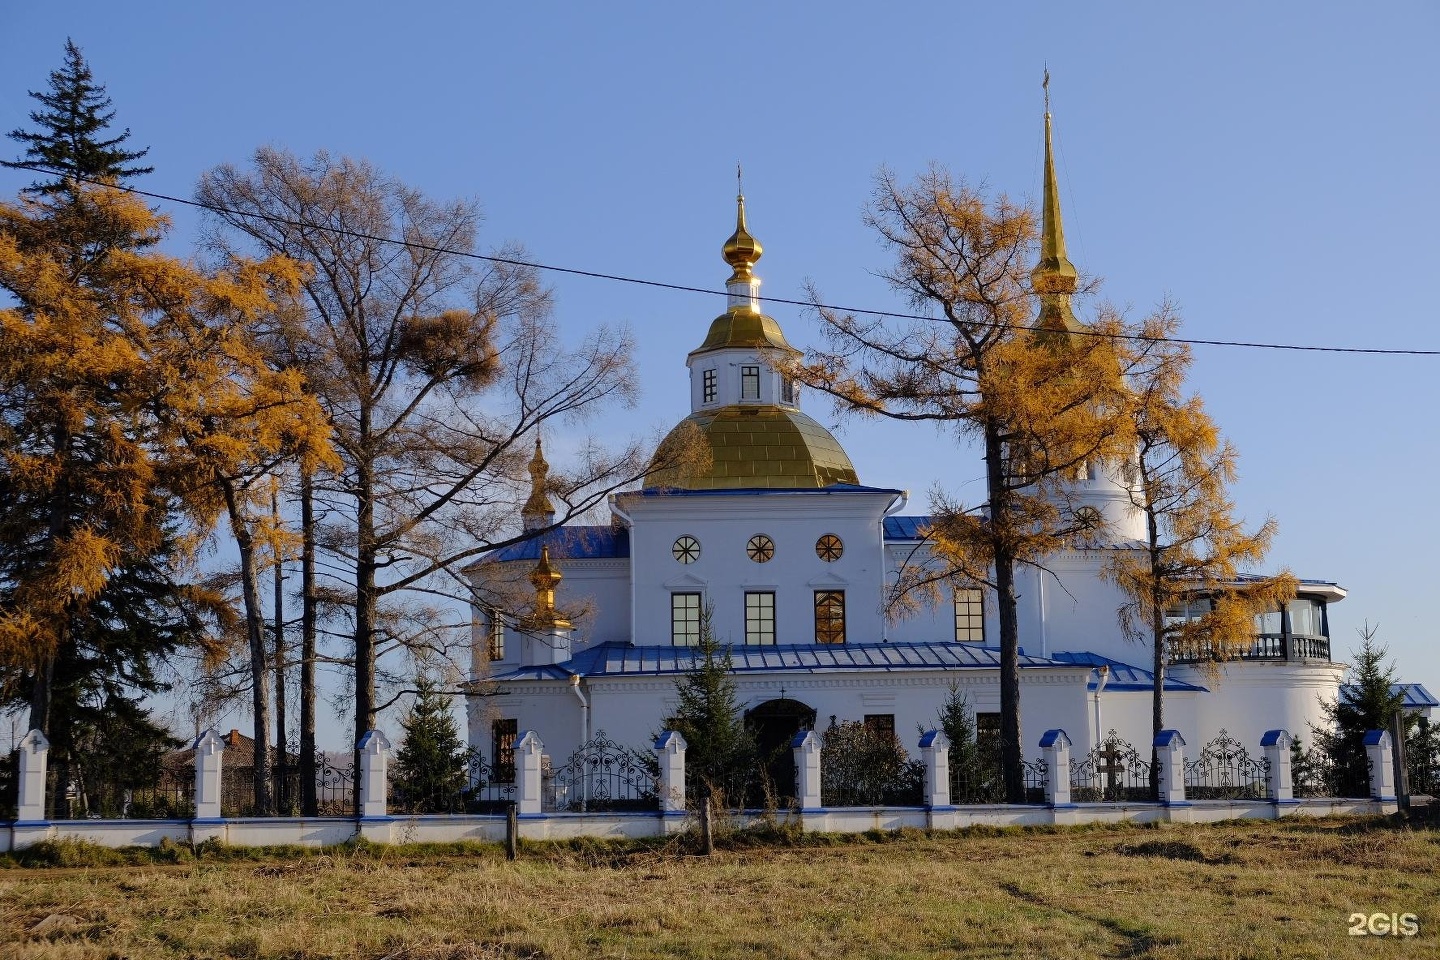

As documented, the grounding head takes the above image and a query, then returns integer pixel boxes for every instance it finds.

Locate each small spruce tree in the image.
[391,677,467,813]
[663,605,757,806]
[1311,626,1409,797]
[929,683,1000,803]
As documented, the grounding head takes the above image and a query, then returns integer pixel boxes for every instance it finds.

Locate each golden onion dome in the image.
[722,191,763,281]
[645,405,860,490]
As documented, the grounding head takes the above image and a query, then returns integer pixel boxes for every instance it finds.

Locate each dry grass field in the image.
[0,816,1435,959]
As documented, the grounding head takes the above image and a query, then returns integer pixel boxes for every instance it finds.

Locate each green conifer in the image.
[391,677,467,813]
[5,39,152,196]
[663,605,757,806]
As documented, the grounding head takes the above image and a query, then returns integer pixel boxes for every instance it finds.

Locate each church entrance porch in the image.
[745,697,816,805]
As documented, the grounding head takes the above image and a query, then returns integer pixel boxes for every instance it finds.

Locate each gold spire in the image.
[521,436,555,532]
[1032,72,1083,338]
[722,164,763,284]
[525,545,570,630]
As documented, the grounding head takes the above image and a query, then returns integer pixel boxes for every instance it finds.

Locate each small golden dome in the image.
[646,405,860,490]
[722,192,763,281]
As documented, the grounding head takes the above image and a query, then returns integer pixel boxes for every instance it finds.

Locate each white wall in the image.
[620,490,897,649]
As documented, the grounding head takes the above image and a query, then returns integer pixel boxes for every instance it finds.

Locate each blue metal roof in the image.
[486,526,629,563]
[1048,651,1209,693]
[883,516,932,541]
[488,639,1080,682]
[1340,682,1439,710]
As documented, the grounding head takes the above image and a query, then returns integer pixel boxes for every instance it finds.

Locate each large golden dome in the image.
[646,405,859,490]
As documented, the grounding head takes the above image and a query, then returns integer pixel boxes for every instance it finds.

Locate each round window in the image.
[746,534,775,563]
[815,534,844,561]
[672,535,700,564]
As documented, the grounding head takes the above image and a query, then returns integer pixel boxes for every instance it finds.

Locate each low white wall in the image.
[2,797,1397,852]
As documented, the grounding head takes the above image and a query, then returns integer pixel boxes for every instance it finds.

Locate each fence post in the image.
[1040,729,1073,807]
[515,730,545,816]
[792,729,821,813]
[1261,729,1294,803]
[918,730,951,809]
[653,730,688,818]
[192,729,226,821]
[357,730,391,820]
[15,729,49,824]
[1154,730,1188,806]
[1364,729,1397,802]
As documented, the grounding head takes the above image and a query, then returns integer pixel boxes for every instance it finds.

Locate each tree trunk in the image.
[299,470,318,817]
[272,486,288,814]
[1147,501,1164,801]
[985,422,1026,804]
[353,449,377,815]
[225,481,273,816]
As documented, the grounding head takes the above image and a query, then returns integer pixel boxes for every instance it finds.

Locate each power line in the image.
[6,161,1438,358]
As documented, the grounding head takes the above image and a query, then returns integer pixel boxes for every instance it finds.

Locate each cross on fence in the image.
[1098,742,1126,795]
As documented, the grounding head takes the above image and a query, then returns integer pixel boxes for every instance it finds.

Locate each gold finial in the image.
[1031,73,1083,338]
[722,167,763,284]
[521,435,555,531]
[526,545,570,629]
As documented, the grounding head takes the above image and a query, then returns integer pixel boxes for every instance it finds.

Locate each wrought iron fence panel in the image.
[1021,757,1048,804]
[686,763,775,812]
[1407,743,1439,797]
[58,763,193,820]
[1183,730,1270,800]
[821,758,924,808]
[1292,749,1371,799]
[1069,731,1153,802]
[0,751,15,821]
[390,749,518,814]
[313,754,355,816]
[948,753,1047,805]
[543,732,657,813]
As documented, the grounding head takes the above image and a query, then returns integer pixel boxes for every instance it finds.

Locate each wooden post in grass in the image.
[701,794,714,856]
[505,801,518,860]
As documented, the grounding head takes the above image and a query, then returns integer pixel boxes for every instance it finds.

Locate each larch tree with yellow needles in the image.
[0,182,329,820]
[1104,310,1294,757]
[790,165,1135,802]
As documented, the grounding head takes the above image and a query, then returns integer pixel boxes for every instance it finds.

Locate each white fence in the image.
[1,725,1400,852]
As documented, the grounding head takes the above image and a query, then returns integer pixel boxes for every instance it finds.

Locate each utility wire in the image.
[6,161,1438,357]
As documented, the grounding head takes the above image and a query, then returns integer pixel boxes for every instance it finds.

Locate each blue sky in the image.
[3,2,1437,744]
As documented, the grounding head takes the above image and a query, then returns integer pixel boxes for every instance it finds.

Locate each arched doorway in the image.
[745,698,817,804]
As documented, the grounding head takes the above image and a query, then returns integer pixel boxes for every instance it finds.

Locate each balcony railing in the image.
[1170,633,1330,665]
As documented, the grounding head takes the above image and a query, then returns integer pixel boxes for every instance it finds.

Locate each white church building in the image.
[464,114,1361,784]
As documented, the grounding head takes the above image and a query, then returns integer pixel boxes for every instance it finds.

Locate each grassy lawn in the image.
[0,816,1435,959]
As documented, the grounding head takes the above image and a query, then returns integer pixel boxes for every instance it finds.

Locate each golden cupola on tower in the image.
[645,185,860,490]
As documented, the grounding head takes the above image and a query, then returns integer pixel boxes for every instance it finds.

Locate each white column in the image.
[918,730,951,809]
[1154,730,1188,806]
[357,730,391,819]
[653,730,688,815]
[192,729,226,821]
[792,729,821,812]
[1365,729,1397,801]
[1040,729,1073,807]
[1261,729,1293,802]
[15,729,49,823]
[515,730,545,816]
